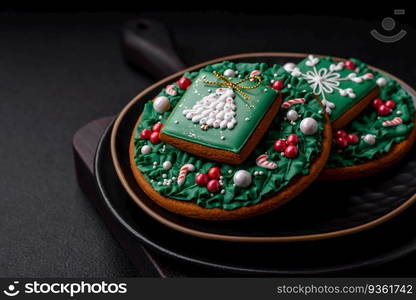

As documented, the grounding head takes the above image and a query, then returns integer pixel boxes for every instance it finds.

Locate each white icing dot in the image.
[228,170,233,174]
[283,62,296,72]
[162,174,167,179]
[259,171,264,176]
[221,189,225,194]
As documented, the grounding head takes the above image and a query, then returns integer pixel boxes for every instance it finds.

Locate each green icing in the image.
[327,73,415,168]
[296,56,377,122]
[133,62,325,210]
[161,70,277,153]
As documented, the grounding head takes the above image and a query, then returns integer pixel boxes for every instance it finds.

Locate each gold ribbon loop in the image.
[203,71,262,100]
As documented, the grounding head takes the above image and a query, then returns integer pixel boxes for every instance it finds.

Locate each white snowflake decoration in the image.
[182,88,237,130]
[290,55,372,114]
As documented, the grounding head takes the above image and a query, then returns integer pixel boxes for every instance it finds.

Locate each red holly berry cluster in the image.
[178,77,191,90]
[140,122,163,144]
[334,130,359,149]
[372,98,396,116]
[195,166,221,193]
[273,134,299,158]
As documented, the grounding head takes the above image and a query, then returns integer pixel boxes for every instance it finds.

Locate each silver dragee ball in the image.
[141,145,152,155]
[286,110,299,122]
[162,161,172,170]
[300,117,318,135]
[153,96,171,113]
[223,69,236,77]
[376,77,387,87]
[233,170,252,188]
[363,134,376,145]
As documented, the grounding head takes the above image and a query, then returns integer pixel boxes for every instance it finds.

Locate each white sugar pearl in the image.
[223,69,236,77]
[153,96,171,113]
[233,170,252,188]
[283,62,296,72]
[286,110,299,122]
[300,117,318,135]
[162,161,172,170]
[376,77,387,87]
[363,134,376,145]
[141,145,152,155]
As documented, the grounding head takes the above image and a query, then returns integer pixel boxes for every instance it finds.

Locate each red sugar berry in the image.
[372,98,383,109]
[140,128,152,140]
[335,130,348,138]
[272,80,284,91]
[378,104,392,116]
[335,137,349,149]
[345,60,356,70]
[347,134,359,145]
[284,145,298,158]
[207,179,220,193]
[178,77,191,90]
[208,166,221,180]
[286,134,299,145]
[149,131,160,144]
[195,173,209,186]
[385,100,396,110]
[274,139,287,152]
[152,122,163,132]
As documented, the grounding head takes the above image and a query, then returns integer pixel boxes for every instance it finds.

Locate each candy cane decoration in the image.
[177,163,195,186]
[256,154,277,170]
[249,70,261,81]
[165,84,177,96]
[250,70,261,78]
[382,117,403,127]
[281,98,305,109]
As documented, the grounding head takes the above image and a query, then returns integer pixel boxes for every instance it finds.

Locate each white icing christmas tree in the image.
[182,88,237,130]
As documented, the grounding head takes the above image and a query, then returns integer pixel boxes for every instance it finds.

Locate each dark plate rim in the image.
[110,52,416,243]
[96,119,416,275]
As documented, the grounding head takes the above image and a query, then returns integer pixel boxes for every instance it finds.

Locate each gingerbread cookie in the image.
[129,61,332,220]
[320,73,416,180]
[159,66,281,164]
[286,56,379,130]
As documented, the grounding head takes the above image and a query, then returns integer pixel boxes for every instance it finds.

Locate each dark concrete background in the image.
[0,10,414,277]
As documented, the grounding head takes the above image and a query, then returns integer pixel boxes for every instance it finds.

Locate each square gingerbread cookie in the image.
[289,55,379,129]
[159,66,282,164]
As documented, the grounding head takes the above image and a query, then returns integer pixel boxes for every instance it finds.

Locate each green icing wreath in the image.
[133,61,326,210]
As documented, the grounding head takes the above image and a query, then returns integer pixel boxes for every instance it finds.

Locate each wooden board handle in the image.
[121,18,187,80]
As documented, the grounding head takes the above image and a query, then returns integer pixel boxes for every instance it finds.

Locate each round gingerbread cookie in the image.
[320,71,416,180]
[130,61,332,220]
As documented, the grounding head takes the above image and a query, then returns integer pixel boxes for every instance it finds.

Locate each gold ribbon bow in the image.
[203,71,262,100]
